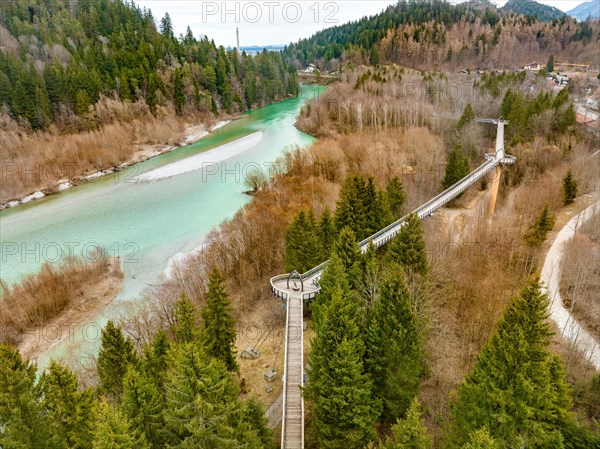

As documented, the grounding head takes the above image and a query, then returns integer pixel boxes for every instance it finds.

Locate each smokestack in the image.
[236,27,240,50]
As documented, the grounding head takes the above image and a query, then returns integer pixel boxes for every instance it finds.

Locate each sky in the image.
[134,0,590,47]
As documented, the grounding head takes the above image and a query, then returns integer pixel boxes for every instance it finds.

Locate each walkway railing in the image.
[271,152,515,296]
[271,139,516,449]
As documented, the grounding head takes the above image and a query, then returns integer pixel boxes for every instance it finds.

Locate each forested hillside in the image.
[0,0,298,131]
[284,0,598,71]
[502,0,566,22]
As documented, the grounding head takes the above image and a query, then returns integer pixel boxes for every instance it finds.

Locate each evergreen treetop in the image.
[200,269,238,372]
[445,279,573,448]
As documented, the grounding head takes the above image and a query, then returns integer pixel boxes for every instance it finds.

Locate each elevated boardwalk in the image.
[270,120,515,448]
[281,293,304,448]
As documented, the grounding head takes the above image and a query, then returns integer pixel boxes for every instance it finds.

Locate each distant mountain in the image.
[568,1,600,21]
[240,45,285,54]
[502,0,566,21]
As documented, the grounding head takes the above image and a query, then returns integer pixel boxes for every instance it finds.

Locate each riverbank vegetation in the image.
[0,269,275,448]
[0,255,122,355]
[104,69,596,443]
[1,58,598,445]
[0,0,298,202]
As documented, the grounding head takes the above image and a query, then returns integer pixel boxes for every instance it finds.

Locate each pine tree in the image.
[39,361,94,449]
[380,399,432,449]
[386,213,428,275]
[445,279,573,448]
[97,321,138,398]
[442,145,470,190]
[562,170,577,205]
[162,344,257,446]
[173,68,185,115]
[173,293,198,344]
[335,176,367,238]
[386,176,407,220]
[525,204,555,247]
[461,428,500,449]
[121,366,164,448]
[201,269,238,372]
[364,271,422,423]
[318,207,337,258]
[547,54,555,73]
[240,398,276,449]
[159,13,174,39]
[313,253,350,326]
[92,400,148,449]
[0,345,52,449]
[332,227,363,287]
[457,103,475,130]
[307,285,380,449]
[142,330,170,389]
[284,210,322,273]
[364,177,387,235]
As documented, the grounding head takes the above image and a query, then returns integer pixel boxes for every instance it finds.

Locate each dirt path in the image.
[541,199,600,370]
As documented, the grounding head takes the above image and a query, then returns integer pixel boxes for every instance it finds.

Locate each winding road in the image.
[540,200,600,370]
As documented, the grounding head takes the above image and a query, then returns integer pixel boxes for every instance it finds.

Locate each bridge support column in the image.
[487,165,502,218]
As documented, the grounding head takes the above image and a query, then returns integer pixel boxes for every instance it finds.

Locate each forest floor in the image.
[16,257,123,361]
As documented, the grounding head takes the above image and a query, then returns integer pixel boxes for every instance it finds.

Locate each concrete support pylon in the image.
[487,119,508,218]
[487,164,502,218]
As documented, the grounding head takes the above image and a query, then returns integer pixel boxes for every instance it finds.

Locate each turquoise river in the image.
[0,84,323,368]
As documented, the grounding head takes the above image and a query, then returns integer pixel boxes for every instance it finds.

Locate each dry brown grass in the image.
[118,105,597,426]
[0,256,116,346]
[419,141,599,442]
[0,98,186,203]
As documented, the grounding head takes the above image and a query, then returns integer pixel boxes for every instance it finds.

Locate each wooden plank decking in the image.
[281,293,304,448]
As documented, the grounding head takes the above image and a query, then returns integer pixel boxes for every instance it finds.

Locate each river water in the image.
[0,85,322,367]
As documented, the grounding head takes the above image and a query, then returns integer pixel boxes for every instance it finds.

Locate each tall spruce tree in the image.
[386,213,428,275]
[173,293,198,344]
[241,398,276,449]
[92,400,147,449]
[562,170,577,205]
[332,226,363,287]
[313,253,351,326]
[445,279,573,448]
[0,345,52,449]
[97,321,138,398]
[285,210,323,273]
[547,54,555,73]
[386,176,407,220]
[121,366,164,449]
[307,285,380,449]
[380,399,432,449]
[442,145,470,190]
[162,343,263,447]
[335,176,368,238]
[525,204,555,247]
[39,361,94,449]
[318,207,337,258]
[457,104,475,130]
[364,270,422,422]
[162,344,233,444]
[142,330,170,389]
[201,269,238,372]
[365,177,388,235]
